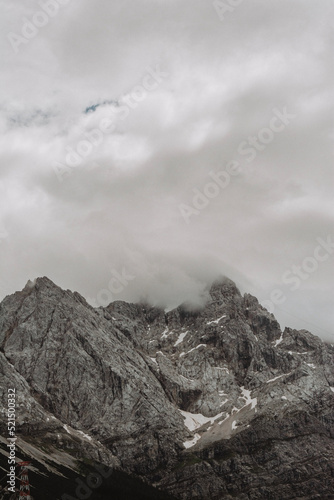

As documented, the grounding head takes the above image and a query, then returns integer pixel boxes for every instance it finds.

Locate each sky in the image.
[0,0,333,340]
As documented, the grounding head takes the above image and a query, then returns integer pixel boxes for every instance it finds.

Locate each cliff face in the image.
[0,277,333,499]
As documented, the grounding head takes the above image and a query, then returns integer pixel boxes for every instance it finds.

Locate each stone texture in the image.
[0,276,333,499]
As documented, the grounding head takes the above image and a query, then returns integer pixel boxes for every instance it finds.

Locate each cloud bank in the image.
[0,0,333,340]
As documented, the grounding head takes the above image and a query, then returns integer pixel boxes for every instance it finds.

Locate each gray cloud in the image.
[0,0,333,340]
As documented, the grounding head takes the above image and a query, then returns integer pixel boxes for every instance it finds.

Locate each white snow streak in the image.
[220,399,229,407]
[180,344,207,357]
[77,430,92,441]
[273,332,284,347]
[63,425,92,442]
[206,315,226,325]
[266,374,285,383]
[161,327,170,339]
[174,330,189,346]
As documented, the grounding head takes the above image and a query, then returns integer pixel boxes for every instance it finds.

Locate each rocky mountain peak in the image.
[16,276,65,304]
[205,276,243,316]
[0,276,333,500]
[23,276,56,291]
[208,276,241,299]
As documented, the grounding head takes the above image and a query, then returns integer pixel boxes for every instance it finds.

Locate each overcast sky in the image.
[0,0,333,340]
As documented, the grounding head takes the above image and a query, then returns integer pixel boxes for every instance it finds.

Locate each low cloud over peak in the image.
[0,0,333,341]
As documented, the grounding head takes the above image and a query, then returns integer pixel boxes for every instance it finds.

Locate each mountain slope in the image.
[0,277,333,499]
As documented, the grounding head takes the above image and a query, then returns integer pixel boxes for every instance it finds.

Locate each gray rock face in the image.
[0,276,333,499]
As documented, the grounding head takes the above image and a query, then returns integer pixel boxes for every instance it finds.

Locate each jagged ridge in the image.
[0,276,333,499]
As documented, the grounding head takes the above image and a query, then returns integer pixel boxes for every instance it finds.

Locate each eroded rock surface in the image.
[0,276,333,499]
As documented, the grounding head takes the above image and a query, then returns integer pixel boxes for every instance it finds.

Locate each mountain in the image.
[0,276,333,499]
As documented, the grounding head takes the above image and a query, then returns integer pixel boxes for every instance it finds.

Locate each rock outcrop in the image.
[0,276,333,499]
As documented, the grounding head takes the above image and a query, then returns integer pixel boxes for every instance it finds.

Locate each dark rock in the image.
[0,276,333,499]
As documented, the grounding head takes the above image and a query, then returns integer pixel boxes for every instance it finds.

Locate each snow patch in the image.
[215,367,229,374]
[62,424,93,442]
[161,327,170,339]
[273,332,283,347]
[179,410,224,432]
[183,433,201,449]
[160,327,175,339]
[174,330,189,347]
[77,430,92,441]
[219,399,229,407]
[206,315,226,325]
[330,387,334,393]
[240,387,257,410]
[266,371,292,384]
[180,344,207,357]
[266,374,285,383]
